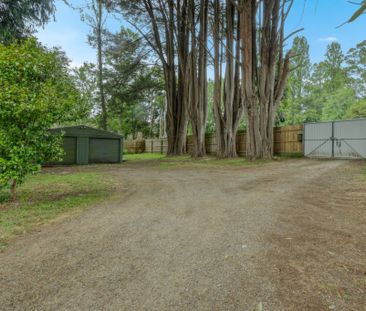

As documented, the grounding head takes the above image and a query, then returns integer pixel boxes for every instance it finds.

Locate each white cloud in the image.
[69,60,84,69]
[319,37,338,42]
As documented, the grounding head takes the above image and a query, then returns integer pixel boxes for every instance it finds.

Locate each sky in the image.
[35,0,366,68]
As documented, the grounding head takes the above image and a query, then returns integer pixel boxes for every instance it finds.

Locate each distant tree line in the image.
[278,37,366,125]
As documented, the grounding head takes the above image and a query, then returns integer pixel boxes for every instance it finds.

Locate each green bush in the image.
[0,38,82,199]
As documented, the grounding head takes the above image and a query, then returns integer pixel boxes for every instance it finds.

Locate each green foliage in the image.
[346,99,366,118]
[71,27,165,138]
[289,36,311,99]
[103,28,164,137]
[323,42,346,91]
[0,0,55,44]
[278,36,313,125]
[69,62,99,127]
[321,88,356,121]
[279,38,363,125]
[0,38,82,193]
[345,40,366,97]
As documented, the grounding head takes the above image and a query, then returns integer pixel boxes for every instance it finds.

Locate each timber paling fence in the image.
[124,125,304,155]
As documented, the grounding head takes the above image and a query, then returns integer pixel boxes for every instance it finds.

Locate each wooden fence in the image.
[274,125,303,154]
[124,140,145,154]
[188,132,247,155]
[125,125,303,155]
[145,138,169,153]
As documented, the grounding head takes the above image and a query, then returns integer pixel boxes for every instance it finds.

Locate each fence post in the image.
[151,140,153,153]
[161,139,163,154]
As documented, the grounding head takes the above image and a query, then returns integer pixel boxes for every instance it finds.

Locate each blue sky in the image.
[36,0,366,68]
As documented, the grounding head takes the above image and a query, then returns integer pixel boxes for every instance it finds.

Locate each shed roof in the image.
[51,125,124,139]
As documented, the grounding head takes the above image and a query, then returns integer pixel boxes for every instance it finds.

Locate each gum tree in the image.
[240,0,294,159]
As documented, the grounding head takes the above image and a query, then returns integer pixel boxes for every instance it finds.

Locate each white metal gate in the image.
[304,119,366,159]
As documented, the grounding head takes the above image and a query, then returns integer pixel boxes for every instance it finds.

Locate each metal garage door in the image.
[304,119,366,159]
[62,137,77,164]
[89,138,120,163]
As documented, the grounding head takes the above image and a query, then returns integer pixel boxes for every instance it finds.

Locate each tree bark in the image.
[212,0,224,157]
[240,0,260,159]
[97,0,107,130]
[143,0,188,155]
[186,0,208,157]
[159,97,167,138]
[240,0,293,159]
[212,0,245,158]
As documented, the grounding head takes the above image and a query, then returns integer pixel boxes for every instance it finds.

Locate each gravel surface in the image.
[0,159,365,311]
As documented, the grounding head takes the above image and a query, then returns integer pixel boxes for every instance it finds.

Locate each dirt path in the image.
[0,159,365,311]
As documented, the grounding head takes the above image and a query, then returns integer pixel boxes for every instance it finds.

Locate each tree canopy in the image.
[278,36,366,125]
[0,38,82,198]
[0,0,55,44]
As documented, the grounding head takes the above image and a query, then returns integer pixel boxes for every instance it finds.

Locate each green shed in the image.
[50,125,123,165]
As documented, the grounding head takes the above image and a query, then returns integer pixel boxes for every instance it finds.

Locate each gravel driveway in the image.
[0,159,365,310]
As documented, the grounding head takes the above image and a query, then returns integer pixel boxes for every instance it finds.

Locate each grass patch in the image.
[124,153,166,162]
[123,152,284,169]
[158,156,270,169]
[0,170,116,249]
[275,152,304,159]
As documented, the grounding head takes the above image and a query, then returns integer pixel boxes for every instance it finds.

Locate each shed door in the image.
[89,138,120,163]
[62,137,77,164]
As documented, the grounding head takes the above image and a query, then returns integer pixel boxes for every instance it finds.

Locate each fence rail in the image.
[124,125,303,155]
[274,125,303,154]
[145,139,169,153]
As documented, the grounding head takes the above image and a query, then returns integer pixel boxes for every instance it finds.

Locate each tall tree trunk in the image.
[149,100,155,138]
[240,0,293,159]
[240,0,262,159]
[186,0,208,157]
[97,0,107,130]
[143,0,188,156]
[197,0,209,157]
[212,0,245,158]
[212,0,224,157]
[159,97,167,138]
